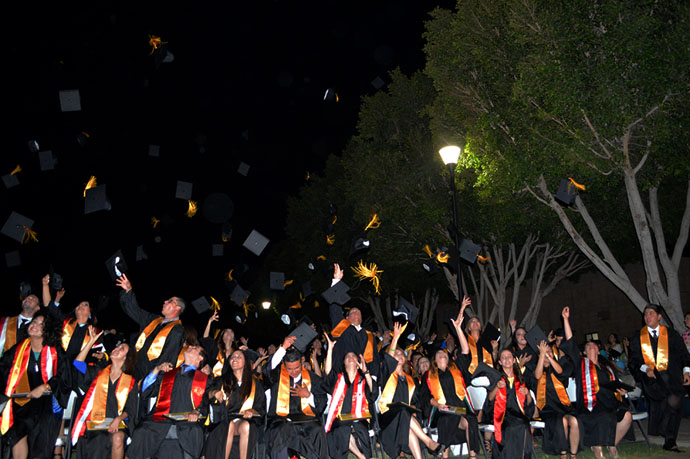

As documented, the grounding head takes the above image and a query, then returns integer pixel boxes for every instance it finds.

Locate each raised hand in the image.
[357,354,367,372]
[561,306,570,320]
[333,263,344,280]
[281,335,297,350]
[537,340,549,356]
[116,273,132,292]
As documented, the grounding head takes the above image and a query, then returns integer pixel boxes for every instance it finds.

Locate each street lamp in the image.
[262,301,271,310]
[439,145,463,300]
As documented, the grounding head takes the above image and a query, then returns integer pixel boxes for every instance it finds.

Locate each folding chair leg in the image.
[636,420,651,448]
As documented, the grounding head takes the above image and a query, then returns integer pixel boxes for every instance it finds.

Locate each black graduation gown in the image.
[489,377,535,459]
[72,364,139,459]
[126,367,214,459]
[119,290,185,380]
[323,370,377,459]
[203,377,266,459]
[527,356,580,455]
[562,338,627,447]
[329,304,381,379]
[0,343,68,458]
[420,354,480,453]
[378,353,421,458]
[263,363,328,459]
[629,326,690,443]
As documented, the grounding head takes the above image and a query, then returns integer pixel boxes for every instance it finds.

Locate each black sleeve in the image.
[252,378,266,416]
[119,290,158,329]
[43,304,66,322]
[309,372,328,416]
[329,303,345,330]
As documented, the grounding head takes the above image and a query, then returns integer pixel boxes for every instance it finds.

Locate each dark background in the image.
[0,1,453,341]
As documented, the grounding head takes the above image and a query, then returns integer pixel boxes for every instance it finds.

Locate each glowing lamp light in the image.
[262,301,271,310]
[439,145,461,166]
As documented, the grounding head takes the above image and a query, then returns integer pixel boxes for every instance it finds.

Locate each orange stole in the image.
[536,372,570,410]
[276,365,315,417]
[426,363,467,405]
[330,319,375,363]
[1,316,19,353]
[61,319,92,352]
[467,335,493,373]
[212,351,225,377]
[176,345,188,367]
[135,317,181,360]
[640,326,668,372]
[239,378,257,412]
[377,371,415,414]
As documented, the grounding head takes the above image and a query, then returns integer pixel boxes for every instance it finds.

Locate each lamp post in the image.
[262,301,271,310]
[439,145,463,300]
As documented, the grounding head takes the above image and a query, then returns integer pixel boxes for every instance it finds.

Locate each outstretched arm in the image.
[451,296,471,355]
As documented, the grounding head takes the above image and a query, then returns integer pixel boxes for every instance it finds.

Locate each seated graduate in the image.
[199,309,236,378]
[529,339,579,459]
[70,326,138,459]
[264,335,328,459]
[327,264,380,379]
[127,345,214,459]
[0,310,68,459]
[465,315,496,377]
[378,322,444,459]
[560,307,631,459]
[322,332,376,459]
[508,320,537,380]
[487,348,536,459]
[204,349,266,459]
[421,296,480,459]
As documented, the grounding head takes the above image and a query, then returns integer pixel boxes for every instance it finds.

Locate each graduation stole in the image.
[467,335,493,373]
[239,378,257,412]
[135,317,181,360]
[581,358,599,412]
[175,345,188,368]
[276,365,315,417]
[536,372,570,410]
[640,326,668,372]
[0,316,19,354]
[324,373,370,433]
[377,370,415,414]
[331,319,375,363]
[426,363,467,405]
[71,366,135,445]
[0,339,57,434]
[212,350,225,377]
[153,366,208,420]
[605,366,623,402]
[61,319,92,352]
[493,377,526,445]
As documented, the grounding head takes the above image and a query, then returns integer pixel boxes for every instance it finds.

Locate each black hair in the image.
[498,349,525,386]
[31,311,61,349]
[222,350,253,402]
[285,348,303,363]
[122,344,138,376]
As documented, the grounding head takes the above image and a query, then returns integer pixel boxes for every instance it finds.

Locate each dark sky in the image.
[0,1,453,336]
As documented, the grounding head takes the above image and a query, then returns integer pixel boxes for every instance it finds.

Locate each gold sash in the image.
[61,319,92,352]
[468,335,493,373]
[212,351,225,377]
[536,372,570,410]
[89,366,134,423]
[377,371,415,414]
[135,317,181,360]
[276,365,315,417]
[426,363,466,405]
[640,326,668,372]
[239,379,256,412]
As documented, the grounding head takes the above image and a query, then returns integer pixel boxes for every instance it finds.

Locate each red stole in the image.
[324,373,370,433]
[153,366,208,420]
[493,377,526,445]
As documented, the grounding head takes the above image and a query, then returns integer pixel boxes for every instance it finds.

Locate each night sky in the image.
[0,1,454,337]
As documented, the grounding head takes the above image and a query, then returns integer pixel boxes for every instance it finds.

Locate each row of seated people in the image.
[0,267,687,459]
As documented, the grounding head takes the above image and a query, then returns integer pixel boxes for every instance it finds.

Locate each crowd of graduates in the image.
[0,262,688,459]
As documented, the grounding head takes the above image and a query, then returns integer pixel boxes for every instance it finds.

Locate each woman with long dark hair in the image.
[204,349,265,459]
[201,310,236,378]
[71,325,138,459]
[561,307,631,459]
[0,311,67,459]
[488,348,536,458]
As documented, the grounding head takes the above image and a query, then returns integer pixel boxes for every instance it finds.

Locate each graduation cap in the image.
[191,297,211,315]
[422,260,439,275]
[321,281,351,306]
[2,174,19,189]
[76,131,90,147]
[175,181,193,200]
[85,185,111,214]
[59,89,81,112]
[459,239,481,265]
[280,309,296,327]
[270,272,285,291]
[289,321,318,353]
[237,162,250,176]
[525,325,549,354]
[393,297,419,325]
[38,151,57,171]
[19,281,32,299]
[50,273,63,291]
[371,76,385,90]
[211,244,224,257]
[323,88,339,103]
[350,235,371,257]
[477,322,501,351]
[148,145,160,157]
[5,251,20,268]
[1,212,34,243]
[234,309,247,324]
[105,250,128,282]
[555,178,577,207]
[242,230,269,256]
[230,284,250,305]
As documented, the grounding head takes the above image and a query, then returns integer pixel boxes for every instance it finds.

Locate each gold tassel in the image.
[227,269,234,281]
[10,165,21,175]
[186,200,198,218]
[21,226,38,244]
[283,279,293,288]
[477,255,491,263]
[568,177,586,191]
[422,244,433,258]
[290,302,302,309]
[316,255,326,261]
[351,260,383,295]
[210,297,221,311]
[364,213,381,231]
[151,216,160,228]
[326,234,335,245]
[305,171,311,181]
[331,215,337,225]
[83,176,97,197]
[436,252,449,264]
[148,34,167,55]
[314,300,320,308]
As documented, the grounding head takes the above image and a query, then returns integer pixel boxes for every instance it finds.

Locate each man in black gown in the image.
[629,304,690,452]
[116,273,185,380]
